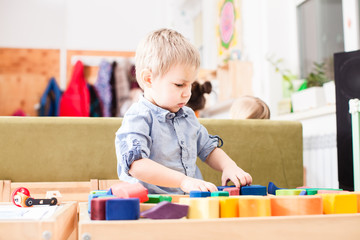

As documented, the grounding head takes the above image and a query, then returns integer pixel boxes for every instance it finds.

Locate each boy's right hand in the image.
[179,176,218,193]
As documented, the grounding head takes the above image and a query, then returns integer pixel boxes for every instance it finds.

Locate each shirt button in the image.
[166,113,175,119]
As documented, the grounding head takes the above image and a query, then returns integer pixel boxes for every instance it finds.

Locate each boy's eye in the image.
[175,84,184,87]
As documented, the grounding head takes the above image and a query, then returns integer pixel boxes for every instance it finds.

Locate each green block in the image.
[211,191,229,197]
[98,195,116,198]
[305,189,318,195]
[145,194,172,203]
[350,99,360,191]
[90,190,108,195]
[275,189,303,196]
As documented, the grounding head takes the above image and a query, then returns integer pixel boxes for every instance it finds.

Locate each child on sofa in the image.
[230,95,270,119]
[115,28,252,194]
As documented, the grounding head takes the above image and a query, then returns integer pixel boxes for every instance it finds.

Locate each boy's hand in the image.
[221,166,252,187]
[180,176,218,193]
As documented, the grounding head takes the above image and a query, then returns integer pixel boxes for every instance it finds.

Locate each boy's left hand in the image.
[221,166,252,187]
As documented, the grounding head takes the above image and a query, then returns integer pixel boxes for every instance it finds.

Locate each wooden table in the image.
[0,201,78,240]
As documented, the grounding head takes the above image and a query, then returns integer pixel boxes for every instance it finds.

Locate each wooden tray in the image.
[78,202,360,240]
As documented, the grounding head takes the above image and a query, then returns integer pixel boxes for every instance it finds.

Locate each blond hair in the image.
[135,28,200,89]
[230,96,270,119]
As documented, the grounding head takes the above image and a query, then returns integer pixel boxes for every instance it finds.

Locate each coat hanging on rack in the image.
[39,77,62,116]
[59,60,90,117]
[94,60,112,117]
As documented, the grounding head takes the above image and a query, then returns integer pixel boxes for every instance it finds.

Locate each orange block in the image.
[320,193,358,214]
[270,195,323,216]
[238,196,271,217]
[355,192,360,213]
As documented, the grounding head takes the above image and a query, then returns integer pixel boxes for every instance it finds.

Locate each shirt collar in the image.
[139,95,188,122]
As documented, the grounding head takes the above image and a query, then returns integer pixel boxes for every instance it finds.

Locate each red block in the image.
[91,197,116,220]
[223,187,240,196]
[111,182,149,203]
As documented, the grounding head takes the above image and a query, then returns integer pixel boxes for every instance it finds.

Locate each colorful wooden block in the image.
[223,187,240,196]
[88,191,113,213]
[141,201,189,219]
[299,190,307,195]
[355,192,360,213]
[189,191,211,198]
[320,193,358,214]
[105,198,140,220]
[211,191,229,197]
[270,195,323,216]
[179,197,219,219]
[238,196,271,217]
[110,182,149,203]
[217,185,235,191]
[275,189,304,196]
[317,190,347,194]
[241,185,267,196]
[161,194,189,203]
[219,197,239,218]
[145,194,172,203]
[268,182,283,195]
[91,197,117,220]
[305,189,318,195]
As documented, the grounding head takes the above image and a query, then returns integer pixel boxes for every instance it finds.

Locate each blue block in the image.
[105,198,140,220]
[267,182,284,195]
[240,185,267,196]
[299,190,307,195]
[217,185,235,191]
[189,191,211,198]
[88,191,113,213]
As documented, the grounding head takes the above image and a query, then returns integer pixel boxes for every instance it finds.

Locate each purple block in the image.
[141,201,189,219]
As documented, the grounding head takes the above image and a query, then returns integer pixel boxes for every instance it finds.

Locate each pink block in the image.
[223,187,240,196]
[111,182,149,203]
[317,190,348,194]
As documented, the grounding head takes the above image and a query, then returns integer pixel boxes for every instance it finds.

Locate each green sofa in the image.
[0,117,303,188]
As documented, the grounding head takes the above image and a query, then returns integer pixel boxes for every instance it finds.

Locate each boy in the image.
[115,28,252,194]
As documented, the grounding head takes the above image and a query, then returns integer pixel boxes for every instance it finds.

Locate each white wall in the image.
[242,0,299,117]
[0,0,66,49]
[342,0,360,51]
[0,0,194,87]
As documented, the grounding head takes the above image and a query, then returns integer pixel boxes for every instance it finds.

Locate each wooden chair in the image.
[1,179,99,203]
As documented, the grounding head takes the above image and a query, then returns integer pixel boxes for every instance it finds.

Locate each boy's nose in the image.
[183,85,192,97]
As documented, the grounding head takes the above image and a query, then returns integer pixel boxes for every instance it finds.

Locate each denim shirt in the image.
[115,96,221,194]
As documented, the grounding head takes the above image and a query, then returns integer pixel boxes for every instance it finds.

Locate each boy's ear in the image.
[140,69,152,88]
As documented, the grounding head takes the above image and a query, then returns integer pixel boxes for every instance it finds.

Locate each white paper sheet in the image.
[0,205,60,220]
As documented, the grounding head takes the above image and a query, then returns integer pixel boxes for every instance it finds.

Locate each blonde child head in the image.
[135,28,200,89]
[230,95,270,119]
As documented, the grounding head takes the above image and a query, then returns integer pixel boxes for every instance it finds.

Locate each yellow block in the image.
[218,197,239,218]
[320,193,358,214]
[179,197,219,219]
[238,196,271,217]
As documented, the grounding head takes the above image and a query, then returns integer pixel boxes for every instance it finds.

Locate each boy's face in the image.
[145,64,198,113]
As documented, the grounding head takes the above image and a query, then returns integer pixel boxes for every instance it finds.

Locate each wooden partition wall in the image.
[0,48,60,116]
[0,48,135,116]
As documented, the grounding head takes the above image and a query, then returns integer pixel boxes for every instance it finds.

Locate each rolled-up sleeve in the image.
[115,113,152,177]
[197,125,223,162]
